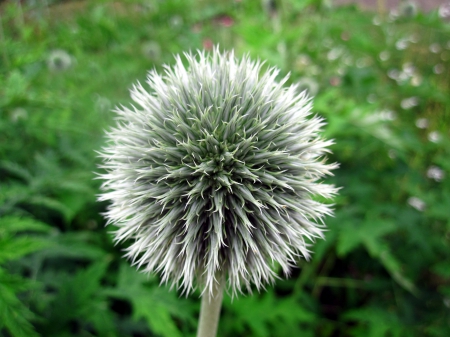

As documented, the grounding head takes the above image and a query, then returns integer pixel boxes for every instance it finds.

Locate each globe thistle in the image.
[99,49,338,297]
[46,49,73,72]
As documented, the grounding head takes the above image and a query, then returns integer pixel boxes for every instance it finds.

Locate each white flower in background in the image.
[379,51,390,61]
[439,3,450,19]
[10,108,28,123]
[378,109,397,121]
[415,118,428,129]
[95,95,112,113]
[141,41,161,61]
[408,197,426,212]
[169,15,183,28]
[433,64,444,74]
[296,77,319,97]
[399,1,418,18]
[47,49,73,72]
[428,131,441,143]
[396,38,409,50]
[98,49,339,296]
[400,97,419,109]
[429,43,441,54]
[427,166,445,182]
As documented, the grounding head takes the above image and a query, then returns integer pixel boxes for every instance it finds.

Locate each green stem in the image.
[196,280,224,337]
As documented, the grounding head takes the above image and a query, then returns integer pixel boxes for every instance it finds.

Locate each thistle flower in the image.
[99,49,338,296]
[47,49,73,72]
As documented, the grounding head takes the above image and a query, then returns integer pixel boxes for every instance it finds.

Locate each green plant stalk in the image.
[196,279,224,337]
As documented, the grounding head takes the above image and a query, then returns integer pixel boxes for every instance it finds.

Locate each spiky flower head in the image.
[99,49,338,296]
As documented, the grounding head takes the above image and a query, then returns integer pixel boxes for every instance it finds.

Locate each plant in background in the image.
[99,48,338,337]
[46,49,73,72]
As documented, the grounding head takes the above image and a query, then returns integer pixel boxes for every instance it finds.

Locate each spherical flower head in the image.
[47,49,73,72]
[99,49,338,296]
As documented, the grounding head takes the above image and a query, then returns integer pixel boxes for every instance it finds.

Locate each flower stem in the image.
[196,280,224,337]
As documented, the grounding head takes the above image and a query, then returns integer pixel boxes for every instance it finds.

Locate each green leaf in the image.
[0,269,39,337]
[36,232,107,260]
[0,236,50,264]
[226,291,315,337]
[0,216,52,263]
[343,307,408,337]
[0,160,32,182]
[336,213,396,257]
[0,216,51,235]
[43,260,113,335]
[336,212,417,294]
[103,263,188,337]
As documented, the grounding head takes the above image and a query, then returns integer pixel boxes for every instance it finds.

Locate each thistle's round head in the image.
[99,49,338,296]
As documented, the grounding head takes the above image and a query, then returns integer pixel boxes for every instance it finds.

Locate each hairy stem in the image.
[196,280,224,337]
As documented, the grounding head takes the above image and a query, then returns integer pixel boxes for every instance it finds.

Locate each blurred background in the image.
[1,0,449,336]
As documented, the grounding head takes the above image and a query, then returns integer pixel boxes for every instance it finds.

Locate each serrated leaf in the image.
[0,270,39,337]
[36,232,107,260]
[336,214,396,257]
[227,291,315,337]
[43,260,111,335]
[0,160,32,182]
[0,236,50,263]
[343,307,406,337]
[364,239,417,295]
[0,216,51,235]
[26,196,74,223]
[103,263,187,337]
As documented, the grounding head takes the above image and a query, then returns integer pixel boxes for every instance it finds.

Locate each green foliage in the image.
[1,0,450,336]
[0,216,51,337]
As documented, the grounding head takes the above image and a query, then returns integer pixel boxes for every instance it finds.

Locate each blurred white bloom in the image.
[47,49,73,72]
[372,16,382,26]
[411,74,422,86]
[396,38,409,50]
[141,41,161,60]
[428,131,441,143]
[433,64,444,74]
[402,62,415,76]
[408,34,420,43]
[400,97,419,109]
[389,9,399,21]
[10,107,28,123]
[415,118,428,129]
[343,56,353,66]
[399,1,418,18]
[427,166,445,182]
[429,43,441,54]
[444,297,450,308]
[439,3,450,19]
[169,15,183,27]
[294,54,311,71]
[408,197,426,212]
[95,95,111,113]
[379,51,390,61]
[296,77,319,97]
[327,47,343,61]
[379,109,396,121]
[388,69,400,80]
